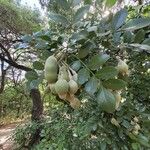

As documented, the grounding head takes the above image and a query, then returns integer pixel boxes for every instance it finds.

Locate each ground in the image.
[0,123,18,150]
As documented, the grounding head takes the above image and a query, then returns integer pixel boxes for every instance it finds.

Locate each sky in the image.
[21,0,41,10]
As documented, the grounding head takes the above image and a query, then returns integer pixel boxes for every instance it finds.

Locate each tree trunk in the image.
[28,89,43,147]
[30,89,43,121]
[138,0,143,5]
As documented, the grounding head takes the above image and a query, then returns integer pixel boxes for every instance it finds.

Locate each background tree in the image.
[0,0,43,122]
[13,0,150,149]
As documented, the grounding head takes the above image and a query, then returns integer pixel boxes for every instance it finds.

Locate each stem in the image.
[72,54,96,77]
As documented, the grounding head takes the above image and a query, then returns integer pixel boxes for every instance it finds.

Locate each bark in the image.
[0,41,44,146]
[30,89,43,121]
[0,60,5,117]
[138,0,143,5]
[28,89,43,147]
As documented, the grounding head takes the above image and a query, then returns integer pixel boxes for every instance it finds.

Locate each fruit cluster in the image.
[44,55,80,109]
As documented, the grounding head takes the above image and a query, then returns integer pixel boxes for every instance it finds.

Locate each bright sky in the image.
[21,0,41,10]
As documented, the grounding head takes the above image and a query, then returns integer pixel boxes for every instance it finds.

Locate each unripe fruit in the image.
[69,80,78,94]
[45,56,58,72]
[111,118,120,127]
[55,79,69,95]
[59,66,69,81]
[44,56,58,83]
[49,83,57,94]
[114,92,122,109]
[117,59,129,75]
[45,56,57,65]
[132,130,139,135]
[133,117,139,123]
[134,124,141,131]
[45,72,57,83]
[69,68,78,82]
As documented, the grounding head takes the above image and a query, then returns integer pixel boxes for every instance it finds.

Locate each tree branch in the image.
[0,54,32,71]
[0,43,13,61]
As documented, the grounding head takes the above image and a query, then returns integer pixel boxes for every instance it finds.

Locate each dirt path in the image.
[0,123,18,150]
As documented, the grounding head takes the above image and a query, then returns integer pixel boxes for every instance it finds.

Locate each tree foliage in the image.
[0,0,41,33]
[5,0,150,149]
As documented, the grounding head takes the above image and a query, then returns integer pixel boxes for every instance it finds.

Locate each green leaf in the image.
[84,0,92,4]
[29,79,40,89]
[33,61,44,70]
[39,35,51,41]
[87,26,97,32]
[123,31,133,43]
[128,133,150,148]
[131,143,140,150]
[26,79,41,91]
[129,44,150,53]
[142,38,150,46]
[112,8,128,30]
[56,0,69,10]
[113,32,121,44]
[103,79,127,90]
[134,29,145,43]
[49,13,69,26]
[122,120,131,128]
[33,31,43,38]
[73,5,90,23]
[41,50,53,60]
[78,41,95,58]
[35,41,47,49]
[96,66,118,80]
[21,35,32,42]
[85,77,99,95]
[71,61,81,71]
[78,48,89,59]
[25,71,38,81]
[122,18,150,31]
[97,87,116,113]
[78,68,90,85]
[71,30,88,41]
[72,0,82,6]
[88,54,110,70]
[105,0,116,7]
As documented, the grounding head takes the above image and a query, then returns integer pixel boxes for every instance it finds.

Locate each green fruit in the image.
[44,56,58,83]
[45,72,57,83]
[59,66,69,81]
[55,79,69,95]
[45,56,57,64]
[45,56,58,73]
[49,83,56,94]
[69,80,78,94]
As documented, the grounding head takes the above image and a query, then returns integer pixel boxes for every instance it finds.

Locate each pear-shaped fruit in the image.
[45,56,58,73]
[117,59,129,75]
[114,92,121,109]
[55,79,69,95]
[59,66,69,81]
[49,83,57,94]
[44,56,58,83]
[45,72,57,83]
[69,80,78,94]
